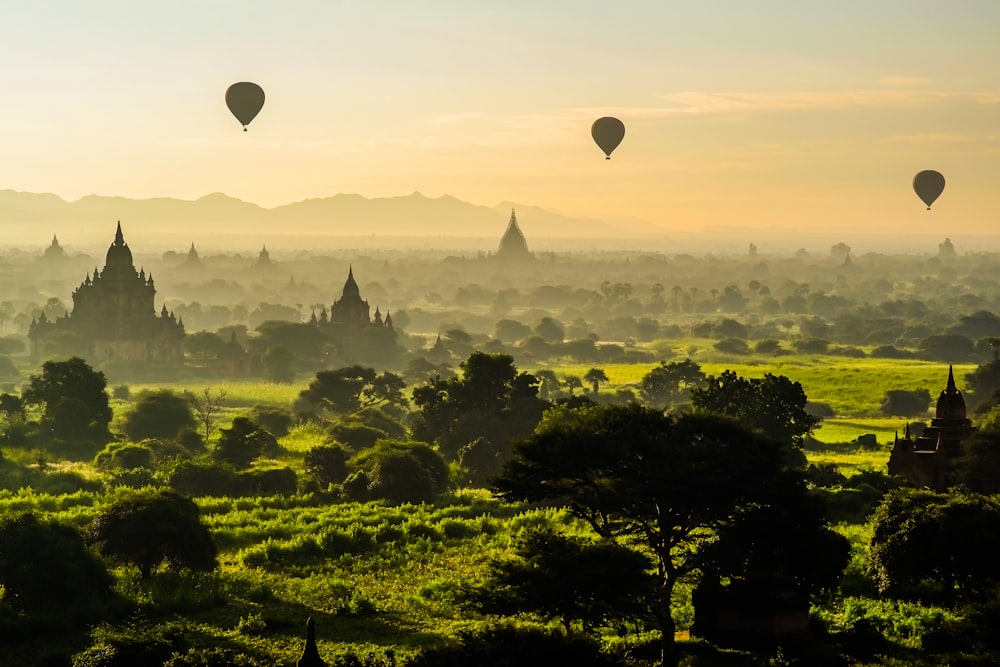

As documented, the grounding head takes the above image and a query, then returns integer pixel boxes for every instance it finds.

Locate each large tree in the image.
[690,370,819,446]
[411,352,549,483]
[297,365,407,416]
[638,359,705,409]
[87,490,217,579]
[869,488,1000,604]
[23,356,112,443]
[492,403,800,667]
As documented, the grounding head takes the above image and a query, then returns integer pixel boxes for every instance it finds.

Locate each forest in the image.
[5,237,1000,666]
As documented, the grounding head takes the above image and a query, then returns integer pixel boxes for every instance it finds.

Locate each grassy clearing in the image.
[544,354,974,419]
[125,381,306,409]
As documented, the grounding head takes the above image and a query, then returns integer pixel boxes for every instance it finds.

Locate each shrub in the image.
[247,405,294,438]
[881,389,931,417]
[713,338,750,355]
[167,460,243,497]
[304,445,350,488]
[239,467,297,496]
[0,512,113,616]
[94,443,154,471]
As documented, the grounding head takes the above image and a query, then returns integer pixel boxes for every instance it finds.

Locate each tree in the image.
[262,344,295,383]
[304,444,350,488]
[583,368,609,394]
[869,488,1000,604]
[494,319,532,343]
[534,317,565,344]
[214,416,275,469]
[880,389,931,417]
[411,352,550,481]
[0,512,112,614]
[638,359,706,409]
[186,387,227,442]
[690,370,819,446]
[346,440,450,504]
[298,365,374,414]
[183,331,227,361]
[23,356,112,443]
[562,375,583,396]
[954,428,1000,493]
[465,527,654,633]
[87,490,217,579]
[122,389,197,441]
[493,404,799,667]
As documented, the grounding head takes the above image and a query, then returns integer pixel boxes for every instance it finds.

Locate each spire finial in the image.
[297,617,327,667]
[947,364,956,391]
[115,221,124,245]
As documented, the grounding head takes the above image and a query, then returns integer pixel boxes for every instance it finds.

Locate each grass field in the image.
[542,355,974,420]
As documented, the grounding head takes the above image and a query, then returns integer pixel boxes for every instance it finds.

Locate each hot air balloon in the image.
[591,117,625,159]
[913,170,945,210]
[225,82,265,131]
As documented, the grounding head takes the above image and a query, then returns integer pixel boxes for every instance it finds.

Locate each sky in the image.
[2,1,1000,237]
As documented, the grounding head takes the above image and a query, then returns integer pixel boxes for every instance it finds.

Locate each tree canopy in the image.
[869,488,1000,604]
[411,352,549,483]
[492,403,804,666]
[23,356,112,443]
[87,490,217,579]
[690,369,819,446]
[122,389,197,441]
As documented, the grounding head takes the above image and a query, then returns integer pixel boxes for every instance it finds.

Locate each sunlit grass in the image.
[543,352,974,419]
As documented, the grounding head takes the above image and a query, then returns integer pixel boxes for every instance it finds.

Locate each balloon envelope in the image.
[225,82,265,130]
[591,117,625,159]
[913,170,945,210]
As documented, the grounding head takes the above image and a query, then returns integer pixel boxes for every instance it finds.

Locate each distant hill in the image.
[0,190,667,245]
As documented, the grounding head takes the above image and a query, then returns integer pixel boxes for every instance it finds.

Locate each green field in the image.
[542,355,973,421]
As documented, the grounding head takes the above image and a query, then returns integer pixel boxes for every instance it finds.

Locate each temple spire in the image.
[114,221,124,245]
[947,365,956,392]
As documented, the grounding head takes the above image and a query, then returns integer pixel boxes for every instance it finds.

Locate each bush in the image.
[881,389,931,417]
[240,467,297,496]
[167,460,243,497]
[713,338,750,355]
[406,625,620,667]
[248,405,294,438]
[0,512,113,617]
[871,345,914,359]
[94,443,154,471]
[347,440,450,504]
[121,390,196,442]
[793,338,830,354]
[304,445,350,488]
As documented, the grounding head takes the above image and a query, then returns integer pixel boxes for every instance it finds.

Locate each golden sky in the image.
[2,1,999,236]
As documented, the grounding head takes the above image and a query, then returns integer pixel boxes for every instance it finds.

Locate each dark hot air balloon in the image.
[913,170,945,210]
[225,82,265,132]
[591,117,625,159]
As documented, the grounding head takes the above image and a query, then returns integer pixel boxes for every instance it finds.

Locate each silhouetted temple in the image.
[42,235,65,260]
[495,208,533,262]
[311,266,398,362]
[888,366,977,490]
[29,223,185,364]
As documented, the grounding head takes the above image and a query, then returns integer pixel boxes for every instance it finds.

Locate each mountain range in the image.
[0,190,668,245]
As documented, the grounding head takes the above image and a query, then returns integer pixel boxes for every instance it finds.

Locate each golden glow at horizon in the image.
[1,2,999,234]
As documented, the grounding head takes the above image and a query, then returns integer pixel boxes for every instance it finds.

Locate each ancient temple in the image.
[310,267,397,363]
[495,209,533,262]
[42,235,65,260]
[29,223,185,365]
[888,366,977,490]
